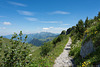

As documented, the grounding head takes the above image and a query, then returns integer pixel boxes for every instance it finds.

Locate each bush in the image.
[56,35,64,42]
[52,35,65,47]
[0,31,32,67]
[94,33,100,47]
[52,38,57,44]
[96,22,100,31]
[61,30,66,35]
[40,42,53,56]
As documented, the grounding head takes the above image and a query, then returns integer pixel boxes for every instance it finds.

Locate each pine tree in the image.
[94,16,97,21]
[84,17,89,28]
[61,30,66,35]
[77,19,85,38]
[98,12,100,19]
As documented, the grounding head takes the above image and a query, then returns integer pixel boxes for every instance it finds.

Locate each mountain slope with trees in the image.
[66,12,100,66]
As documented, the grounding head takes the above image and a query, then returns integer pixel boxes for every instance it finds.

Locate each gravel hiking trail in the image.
[53,37,74,67]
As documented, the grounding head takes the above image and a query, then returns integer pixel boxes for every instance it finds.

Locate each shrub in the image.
[40,42,53,56]
[60,30,66,35]
[52,35,64,47]
[0,31,32,67]
[94,33,100,47]
[96,22,100,31]
[56,35,63,42]
[52,38,57,44]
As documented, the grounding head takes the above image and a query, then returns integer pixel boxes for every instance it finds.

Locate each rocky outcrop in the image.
[80,39,95,58]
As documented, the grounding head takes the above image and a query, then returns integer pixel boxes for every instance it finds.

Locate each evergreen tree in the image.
[94,16,97,21]
[61,30,66,35]
[98,12,100,19]
[76,24,79,33]
[84,17,89,28]
[77,19,85,38]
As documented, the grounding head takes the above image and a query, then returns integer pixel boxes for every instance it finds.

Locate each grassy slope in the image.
[30,35,69,67]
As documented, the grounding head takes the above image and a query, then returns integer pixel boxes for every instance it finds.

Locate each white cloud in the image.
[50,11,70,14]
[43,27,53,30]
[0,27,6,29]
[3,22,11,25]
[62,24,70,25]
[42,27,67,33]
[41,21,63,23]
[8,1,26,7]
[26,17,38,21]
[17,10,33,16]
[43,28,49,30]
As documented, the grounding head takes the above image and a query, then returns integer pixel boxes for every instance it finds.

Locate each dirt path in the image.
[53,37,74,67]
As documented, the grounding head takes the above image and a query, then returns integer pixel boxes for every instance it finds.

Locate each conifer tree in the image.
[98,12,100,19]
[77,19,85,38]
[84,17,89,28]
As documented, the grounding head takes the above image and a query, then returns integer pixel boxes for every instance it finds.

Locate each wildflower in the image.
[85,30,88,33]
[95,31,97,34]
[89,62,91,64]
[82,64,85,67]
[29,54,32,56]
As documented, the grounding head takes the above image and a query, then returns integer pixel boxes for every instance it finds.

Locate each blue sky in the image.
[0,0,100,35]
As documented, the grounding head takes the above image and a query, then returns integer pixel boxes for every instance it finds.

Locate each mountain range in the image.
[3,32,59,46]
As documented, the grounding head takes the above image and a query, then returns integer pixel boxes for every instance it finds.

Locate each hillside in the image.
[29,37,56,46]
[29,38,43,46]
[64,12,100,66]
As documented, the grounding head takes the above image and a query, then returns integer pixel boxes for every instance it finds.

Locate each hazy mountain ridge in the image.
[3,32,59,46]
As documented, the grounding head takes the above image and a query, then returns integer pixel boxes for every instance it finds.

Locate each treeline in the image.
[61,12,100,40]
